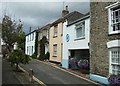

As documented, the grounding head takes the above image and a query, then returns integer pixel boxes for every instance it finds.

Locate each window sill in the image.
[74,37,85,41]
[53,56,57,57]
[53,36,57,38]
[108,31,120,35]
[111,63,120,65]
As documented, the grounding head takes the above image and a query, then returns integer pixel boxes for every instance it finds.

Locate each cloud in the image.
[1,2,90,33]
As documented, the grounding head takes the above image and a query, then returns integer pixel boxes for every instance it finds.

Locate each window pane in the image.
[76,28,82,38]
[54,25,58,36]
[111,48,120,75]
[75,22,85,38]
[53,45,57,56]
[112,6,120,31]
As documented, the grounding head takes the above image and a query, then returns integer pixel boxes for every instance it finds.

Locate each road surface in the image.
[20,59,100,86]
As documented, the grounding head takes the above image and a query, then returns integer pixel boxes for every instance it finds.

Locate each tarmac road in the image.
[2,59,23,86]
[20,59,100,86]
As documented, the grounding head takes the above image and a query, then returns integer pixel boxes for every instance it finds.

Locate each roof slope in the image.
[51,11,84,26]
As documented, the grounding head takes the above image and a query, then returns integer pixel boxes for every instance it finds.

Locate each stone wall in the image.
[90,2,120,77]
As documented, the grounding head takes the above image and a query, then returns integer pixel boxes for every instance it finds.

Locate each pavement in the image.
[20,59,102,86]
[2,59,23,86]
[2,59,41,86]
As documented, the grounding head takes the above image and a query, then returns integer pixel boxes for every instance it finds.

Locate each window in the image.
[30,34,31,41]
[32,46,34,54]
[53,44,57,56]
[110,48,120,75]
[53,25,58,37]
[108,3,120,34]
[29,35,30,41]
[27,46,28,54]
[32,33,34,41]
[75,21,85,39]
[27,36,29,42]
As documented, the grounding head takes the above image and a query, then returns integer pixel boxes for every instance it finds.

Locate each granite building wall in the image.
[90,2,120,77]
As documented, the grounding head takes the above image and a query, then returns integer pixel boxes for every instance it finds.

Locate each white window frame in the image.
[107,40,120,75]
[32,33,34,41]
[53,44,57,57]
[75,21,85,40]
[109,48,120,75]
[53,25,58,37]
[107,2,120,35]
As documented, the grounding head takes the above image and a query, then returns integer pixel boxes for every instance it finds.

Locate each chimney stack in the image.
[62,5,69,17]
[66,5,68,11]
[29,26,31,33]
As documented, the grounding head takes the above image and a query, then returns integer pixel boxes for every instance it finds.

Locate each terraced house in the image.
[37,24,51,58]
[49,6,84,63]
[62,13,90,71]
[90,2,120,84]
[25,30,36,56]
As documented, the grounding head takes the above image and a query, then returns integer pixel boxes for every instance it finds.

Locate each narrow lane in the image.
[20,59,100,85]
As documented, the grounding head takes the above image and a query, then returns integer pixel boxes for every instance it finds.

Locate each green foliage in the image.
[2,15,30,68]
[44,52,50,60]
[17,32,26,51]
[31,53,37,59]
[9,50,30,65]
[2,15,23,54]
[34,31,38,57]
[39,36,48,60]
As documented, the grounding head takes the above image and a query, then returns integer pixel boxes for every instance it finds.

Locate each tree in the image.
[17,32,26,52]
[9,49,30,70]
[39,36,48,60]
[2,15,30,70]
[2,15,22,55]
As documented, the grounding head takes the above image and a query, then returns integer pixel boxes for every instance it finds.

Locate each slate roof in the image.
[51,11,84,26]
[37,24,51,31]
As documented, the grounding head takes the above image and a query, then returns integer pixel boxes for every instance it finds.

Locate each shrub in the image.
[44,52,50,60]
[31,53,37,59]
[9,50,31,71]
[108,74,120,86]
[78,59,89,69]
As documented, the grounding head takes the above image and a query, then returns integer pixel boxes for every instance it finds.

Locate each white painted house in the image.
[62,14,90,69]
[25,30,36,56]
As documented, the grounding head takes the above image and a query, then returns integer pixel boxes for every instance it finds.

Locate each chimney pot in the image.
[62,5,69,17]
[66,5,68,11]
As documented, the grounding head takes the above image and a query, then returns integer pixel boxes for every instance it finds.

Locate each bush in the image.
[78,59,89,69]
[9,50,31,70]
[31,53,37,59]
[108,74,120,86]
[69,58,78,69]
[44,52,50,60]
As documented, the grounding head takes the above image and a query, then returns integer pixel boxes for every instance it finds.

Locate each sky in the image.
[0,1,90,34]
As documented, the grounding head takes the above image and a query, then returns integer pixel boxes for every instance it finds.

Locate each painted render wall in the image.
[62,18,90,68]
[25,31,36,56]
[0,24,1,54]
[49,22,63,63]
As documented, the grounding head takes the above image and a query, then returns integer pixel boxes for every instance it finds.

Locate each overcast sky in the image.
[1,1,90,33]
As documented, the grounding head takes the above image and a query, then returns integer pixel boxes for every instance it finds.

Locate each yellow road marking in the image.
[18,65,46,86]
